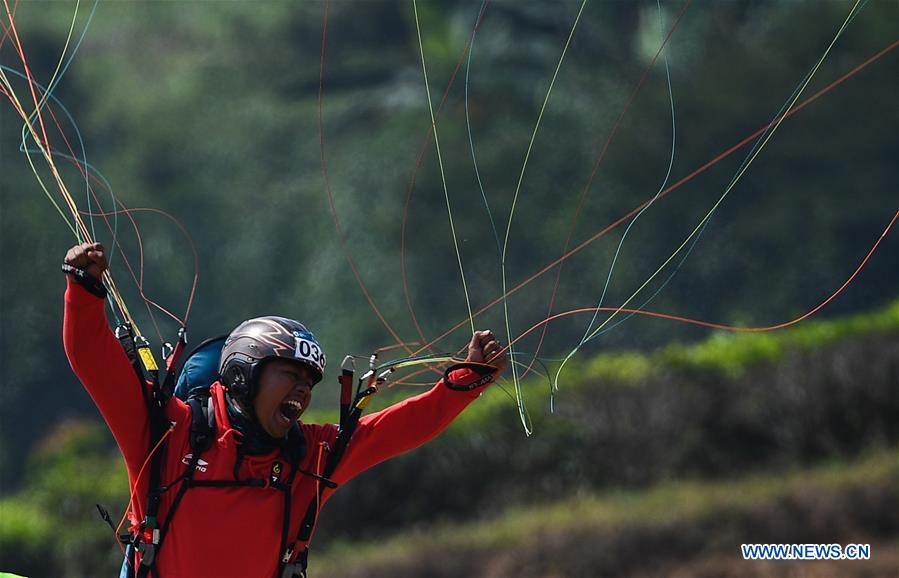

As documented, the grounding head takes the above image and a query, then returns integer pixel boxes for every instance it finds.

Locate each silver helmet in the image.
[219,316,326,399]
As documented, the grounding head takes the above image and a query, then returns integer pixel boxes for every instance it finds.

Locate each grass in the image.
[315,445,899,574]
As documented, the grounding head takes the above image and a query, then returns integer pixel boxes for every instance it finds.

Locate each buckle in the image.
[280,562,306,578]
[137,541,156,566]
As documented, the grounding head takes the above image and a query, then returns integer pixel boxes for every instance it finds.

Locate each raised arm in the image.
[62,243,159,472]
[331,330,507,484]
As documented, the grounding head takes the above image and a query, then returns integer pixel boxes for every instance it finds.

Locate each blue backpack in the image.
[173,335,228,400]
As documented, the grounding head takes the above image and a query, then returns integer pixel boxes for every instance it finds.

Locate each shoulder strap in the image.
[112,322,168,577]
[134,395,215,578]
[280,380,377,578]
[188,395,215,453]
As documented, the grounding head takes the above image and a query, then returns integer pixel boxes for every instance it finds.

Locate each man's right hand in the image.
[65,242,108,279]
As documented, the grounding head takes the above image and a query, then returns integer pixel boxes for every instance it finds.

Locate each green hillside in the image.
[317,446,899,578]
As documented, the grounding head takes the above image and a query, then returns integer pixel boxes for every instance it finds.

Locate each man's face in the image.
[253,358,314,438]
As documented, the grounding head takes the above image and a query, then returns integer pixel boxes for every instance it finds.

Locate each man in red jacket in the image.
[63,242,507,578]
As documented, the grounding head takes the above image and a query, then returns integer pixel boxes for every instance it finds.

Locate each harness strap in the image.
[188,396,215,453]
[281,381,377,576]
[115,323,152,408]
[338,356,355,431]
[281,549,308,578]
[135,452,202,578]
[127,393,211,578]
[189,479,267,488]
[277,462,300,573]
[112,322,166,578]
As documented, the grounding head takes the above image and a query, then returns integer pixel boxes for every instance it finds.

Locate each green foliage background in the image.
[0,1,896,576]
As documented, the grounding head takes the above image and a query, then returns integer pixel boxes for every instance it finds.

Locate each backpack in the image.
[173,335,228,401]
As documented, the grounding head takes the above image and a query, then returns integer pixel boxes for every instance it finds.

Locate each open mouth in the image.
[278,399,303,425]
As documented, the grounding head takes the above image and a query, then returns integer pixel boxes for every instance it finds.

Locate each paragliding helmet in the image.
[219,316,326,400]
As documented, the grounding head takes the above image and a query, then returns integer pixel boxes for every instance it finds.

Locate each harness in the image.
[106,326,367,578]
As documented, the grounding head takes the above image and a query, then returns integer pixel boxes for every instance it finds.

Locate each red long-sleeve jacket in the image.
[63,278,490,578]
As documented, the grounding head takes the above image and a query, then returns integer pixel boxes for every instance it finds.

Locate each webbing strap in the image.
[283,385,371,574]
[135,453,201,578]
[114,322,166,578]
[338,371,353,431]
[189,479,267,488]
[277,462,299,572]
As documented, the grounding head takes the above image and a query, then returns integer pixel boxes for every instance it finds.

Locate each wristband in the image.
[62,263,108,299]
[443,362,496,391]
